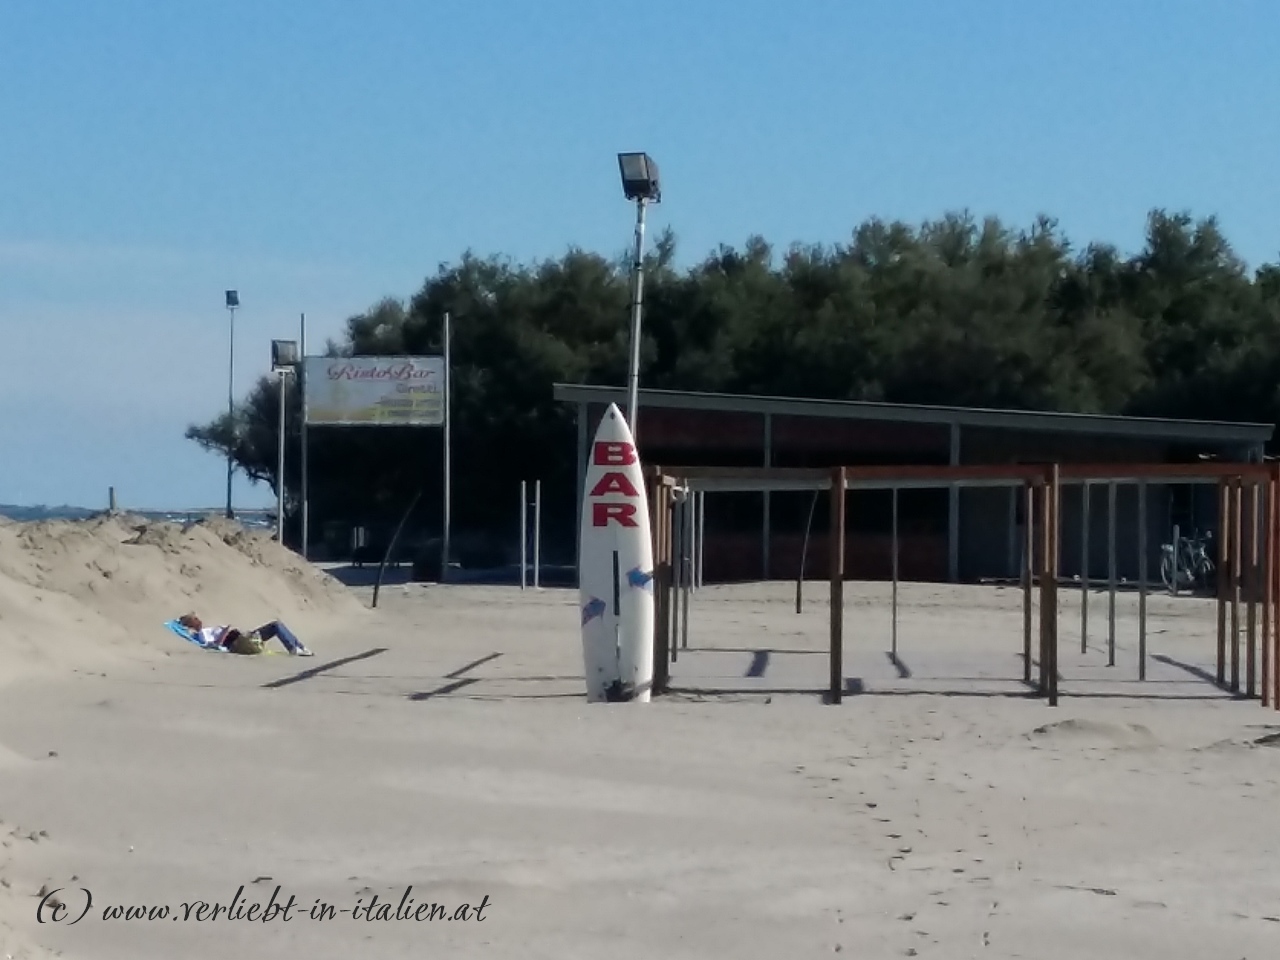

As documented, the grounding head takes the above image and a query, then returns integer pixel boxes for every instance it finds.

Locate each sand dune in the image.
[0,514,364,682]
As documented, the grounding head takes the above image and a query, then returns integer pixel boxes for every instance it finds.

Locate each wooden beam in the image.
[1057,462,1272,481]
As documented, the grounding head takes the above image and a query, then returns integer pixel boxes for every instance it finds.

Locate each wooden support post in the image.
[1217,478,1229,686]
[1247,481,1259,698]
[829,468,846,705]
[1232,477,1242,693]
[1023,481,1034,685]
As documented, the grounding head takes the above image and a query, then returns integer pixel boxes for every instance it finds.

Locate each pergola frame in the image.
[645,461,1280,708]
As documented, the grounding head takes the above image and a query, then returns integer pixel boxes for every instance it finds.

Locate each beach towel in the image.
[165,619,228,651]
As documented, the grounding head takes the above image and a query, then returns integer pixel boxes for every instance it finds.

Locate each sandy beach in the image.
[2,516,1280,958]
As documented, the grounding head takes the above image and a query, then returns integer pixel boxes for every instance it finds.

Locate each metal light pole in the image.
[616,152,661,440]
[299,313,309,558]
[224,290,239,519]
[441,310,452,582]
[276,371,287,541]
[271,340,299,544]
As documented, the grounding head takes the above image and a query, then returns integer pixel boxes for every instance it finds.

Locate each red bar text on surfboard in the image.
[593,442,636,466]
[589,441,641,528]
[592,502,638,527]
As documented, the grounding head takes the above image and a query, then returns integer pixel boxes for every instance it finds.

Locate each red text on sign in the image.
[593,442,636,466]
[589,472,640,498]
[593,503,639,527]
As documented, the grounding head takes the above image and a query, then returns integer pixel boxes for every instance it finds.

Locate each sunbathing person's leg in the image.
[255,621,312,656]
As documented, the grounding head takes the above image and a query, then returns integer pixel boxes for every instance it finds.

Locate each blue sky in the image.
[1,0,1277,509]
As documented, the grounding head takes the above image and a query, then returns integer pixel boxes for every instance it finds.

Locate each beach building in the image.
[553,383,1275,585]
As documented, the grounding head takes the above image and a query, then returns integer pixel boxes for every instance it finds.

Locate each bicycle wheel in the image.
[1160,554,1175,591]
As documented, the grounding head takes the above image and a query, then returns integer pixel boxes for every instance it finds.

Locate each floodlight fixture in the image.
[617,151,661,203]
[272,339,299,371]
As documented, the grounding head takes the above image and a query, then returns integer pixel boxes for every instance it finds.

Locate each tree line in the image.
[186,209,1280,562]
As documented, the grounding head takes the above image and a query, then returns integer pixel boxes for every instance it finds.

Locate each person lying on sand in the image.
[176,614,314,657]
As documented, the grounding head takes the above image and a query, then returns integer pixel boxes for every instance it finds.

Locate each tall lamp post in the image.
[224,290,240,519]
[271,339,299,544]
[616,152,661,440]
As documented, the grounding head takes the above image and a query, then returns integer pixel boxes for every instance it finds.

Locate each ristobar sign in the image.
[303,356,445,426]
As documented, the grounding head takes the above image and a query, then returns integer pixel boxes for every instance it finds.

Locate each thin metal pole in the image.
[1248,481,1259,697]
[1081,481,1090,652]
[670,493,682,662]
[520,481,527,590]
[694,491,705,590]
[829,468,846,705]
[276,371,286,542]
[680,488,691,650]
[1023,482,1033,684]
[1172,524,1181,596]
[533,479,541,589]
[1264,475,1274,707]
[1217,478,1229,685]
[624,197,648,440]
[1047,466,1060,705]
[1232,478,1242,692]
[667,487,679,666]
[442,311,452,582]
[300,313,309,559]
[225,303,236,519]
[1138,480,1148,681]
[891,486,899,660]
[1107,481,1117,668]
[698,491,706,587]
[797,489,820,614]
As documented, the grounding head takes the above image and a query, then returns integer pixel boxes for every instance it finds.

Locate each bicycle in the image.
[1160,528,1214,593]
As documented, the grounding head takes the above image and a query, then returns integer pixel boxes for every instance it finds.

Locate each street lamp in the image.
[270,339,299,543]
[616,151,661,441]
[224,290,240,519]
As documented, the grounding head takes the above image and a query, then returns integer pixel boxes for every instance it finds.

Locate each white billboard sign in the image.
[303,356,445,426]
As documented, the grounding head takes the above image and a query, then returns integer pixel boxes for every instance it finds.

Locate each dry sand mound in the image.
[0,513,365,680]
[1026,717,1159,749]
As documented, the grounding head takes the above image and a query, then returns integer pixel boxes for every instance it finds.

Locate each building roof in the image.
[552,383,1274,445]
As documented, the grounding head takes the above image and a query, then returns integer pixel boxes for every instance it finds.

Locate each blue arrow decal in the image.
[626,567,654,591]
[582,597,607,626]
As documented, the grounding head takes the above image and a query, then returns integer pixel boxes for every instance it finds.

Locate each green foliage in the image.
[187,210,1280,557]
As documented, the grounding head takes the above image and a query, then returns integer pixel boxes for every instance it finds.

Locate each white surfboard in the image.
[578,403,655,702]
